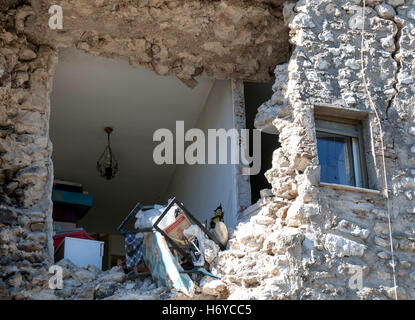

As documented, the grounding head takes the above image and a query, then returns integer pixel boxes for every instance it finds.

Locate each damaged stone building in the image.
[1,0,415,300]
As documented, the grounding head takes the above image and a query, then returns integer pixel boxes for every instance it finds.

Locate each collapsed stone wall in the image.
[212,0,415,299]
[0,0,290,299]
[2,0,415,300]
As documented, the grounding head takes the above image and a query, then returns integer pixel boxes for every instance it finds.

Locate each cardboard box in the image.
[163,213,191,244]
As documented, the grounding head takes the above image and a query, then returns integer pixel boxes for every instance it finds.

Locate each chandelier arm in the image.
[97,145,110,162]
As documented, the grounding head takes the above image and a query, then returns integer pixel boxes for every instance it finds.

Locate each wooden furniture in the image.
[101,234,125,270]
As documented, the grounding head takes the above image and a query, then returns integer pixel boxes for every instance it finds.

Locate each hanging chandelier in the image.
[97,127,118,180]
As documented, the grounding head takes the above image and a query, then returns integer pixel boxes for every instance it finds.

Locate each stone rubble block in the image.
[286,201,319,227]
[376,3,397,20]
[262,228,305,256]
[74,269,96,282]
[336,219,370,240]
[97,267,126,283]
[199,277,229,299]
[374,236,392,249]
[324,234,367,258]
[26,259,171,300]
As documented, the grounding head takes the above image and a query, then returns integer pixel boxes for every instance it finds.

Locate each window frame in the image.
[315,115,368,189]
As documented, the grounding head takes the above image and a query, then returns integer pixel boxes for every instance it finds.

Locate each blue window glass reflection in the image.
[317,131,354,186]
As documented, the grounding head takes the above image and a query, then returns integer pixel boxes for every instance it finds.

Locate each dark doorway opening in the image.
[244,82,280,204]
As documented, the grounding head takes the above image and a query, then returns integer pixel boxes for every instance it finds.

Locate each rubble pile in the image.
[210,193,306,299]
[28,259,175,300]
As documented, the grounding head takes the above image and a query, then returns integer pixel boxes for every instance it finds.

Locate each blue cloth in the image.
[125,233,144,268]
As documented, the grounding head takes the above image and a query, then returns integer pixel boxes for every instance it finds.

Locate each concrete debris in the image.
[199,277,229,299]
[254,63,290,134]
[27,259,173,300]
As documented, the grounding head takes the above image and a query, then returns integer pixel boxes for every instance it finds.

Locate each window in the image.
[316,117,367,188]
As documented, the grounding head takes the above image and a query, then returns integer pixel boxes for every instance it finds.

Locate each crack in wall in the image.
[386,19,403,118]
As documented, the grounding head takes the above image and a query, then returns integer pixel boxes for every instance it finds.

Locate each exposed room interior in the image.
[49,48,278,270]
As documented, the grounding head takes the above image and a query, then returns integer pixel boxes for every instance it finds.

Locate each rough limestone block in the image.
[324,234,367,258]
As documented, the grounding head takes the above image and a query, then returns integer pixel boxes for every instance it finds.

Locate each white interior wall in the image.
[163,80,238,229]
[50,48,215,234]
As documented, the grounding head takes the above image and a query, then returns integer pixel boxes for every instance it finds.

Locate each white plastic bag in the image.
[133,200,179,230]
[134,204,164,229]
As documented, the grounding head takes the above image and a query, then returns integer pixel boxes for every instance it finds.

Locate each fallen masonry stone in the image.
[99,272,126,283]
[74,269,96,282]
[84,264,101,275]
[254,215,275,225]
[263,228,304,255]
[74,284,95,300]
[199,277,229,299]
[31,290,57,300]
[64,278,82,288]
[125,282,135,290]
[94,281,118,299]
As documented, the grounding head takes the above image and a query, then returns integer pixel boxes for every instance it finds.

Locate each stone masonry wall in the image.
[27,0,290,82]
[2,0,415,300]
[0,0,290,300]
[0,6,57,299]
[212,0,415,299]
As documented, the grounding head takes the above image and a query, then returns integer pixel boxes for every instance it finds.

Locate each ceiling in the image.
[50,48,214,233]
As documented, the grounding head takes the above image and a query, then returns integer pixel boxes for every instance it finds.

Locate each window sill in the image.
[319,182,381,196]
